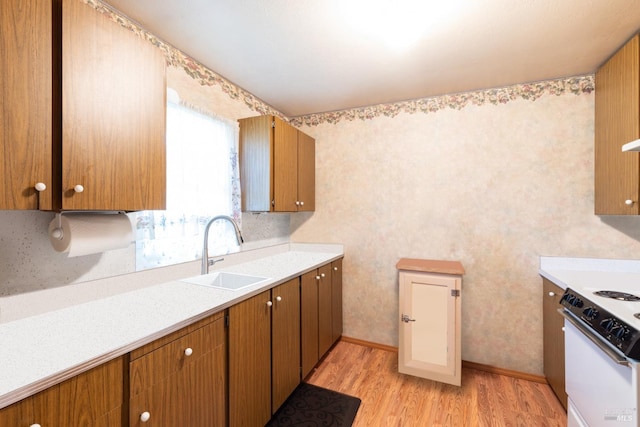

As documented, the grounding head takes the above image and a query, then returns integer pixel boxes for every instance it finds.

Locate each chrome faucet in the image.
[201,215,244,274]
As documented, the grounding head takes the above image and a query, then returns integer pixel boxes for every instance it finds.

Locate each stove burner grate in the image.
[593,290,640,301]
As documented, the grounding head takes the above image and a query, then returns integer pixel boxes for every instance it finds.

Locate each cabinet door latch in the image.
[451,289,460,297]
[401,314,416,323]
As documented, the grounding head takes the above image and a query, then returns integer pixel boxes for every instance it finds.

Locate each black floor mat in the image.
[266,382,361,426]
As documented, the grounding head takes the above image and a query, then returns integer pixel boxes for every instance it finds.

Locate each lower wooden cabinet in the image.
[229,278,301,426]
[542,278,568,409]
[271,278,302,413]
[0,357,124,427]
[129,312,226,427]
[1,259,344,427]
[331,259,343,343]
[228,290,272,426]
[301,259,344,378]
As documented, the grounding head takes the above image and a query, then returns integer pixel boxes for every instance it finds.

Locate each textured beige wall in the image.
[291,91,640,374]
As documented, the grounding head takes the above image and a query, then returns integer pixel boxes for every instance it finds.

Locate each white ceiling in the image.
[102,0,640,117]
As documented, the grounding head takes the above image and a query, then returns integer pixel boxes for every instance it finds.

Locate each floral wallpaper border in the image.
[89,0,593,128]
[289,76,594,127]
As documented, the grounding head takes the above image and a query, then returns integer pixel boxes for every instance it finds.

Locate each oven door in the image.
[563,314,639,426]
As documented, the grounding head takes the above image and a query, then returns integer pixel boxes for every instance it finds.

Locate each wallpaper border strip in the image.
[289,75,594,127]
[89,0,593,128]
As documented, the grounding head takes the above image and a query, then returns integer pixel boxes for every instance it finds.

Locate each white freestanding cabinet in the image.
[397,258,464,386]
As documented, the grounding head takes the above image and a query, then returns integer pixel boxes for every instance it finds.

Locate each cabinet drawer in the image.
[130,317,221,397]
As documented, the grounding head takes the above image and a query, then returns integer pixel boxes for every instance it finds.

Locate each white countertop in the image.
[540,256,640,331]
[0,243,343,409]
[539,256,640,291]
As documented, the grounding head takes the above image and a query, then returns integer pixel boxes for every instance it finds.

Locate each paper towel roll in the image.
[49,213,134,257]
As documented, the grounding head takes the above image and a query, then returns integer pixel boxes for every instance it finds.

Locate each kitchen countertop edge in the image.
[0,243,344,410]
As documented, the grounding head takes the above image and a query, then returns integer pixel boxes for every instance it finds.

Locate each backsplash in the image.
[0,211,289,297]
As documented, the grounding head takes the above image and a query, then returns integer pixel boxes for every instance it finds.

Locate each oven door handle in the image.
[558,309,630,367]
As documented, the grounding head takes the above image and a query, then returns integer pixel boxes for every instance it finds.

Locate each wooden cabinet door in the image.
[297,130,315,211]
[398,271,461,386]
[0,385,57,427]
[61,0,166,211]
[129,316,226,427]
[595,33,640,215]
[239,115,273,212]
[301,269,319,378]
[271,278,301,413]
[59,356,124,426]
[0,0,54,210]
[318,263,333,357]
[229,290,272,426]
[331,258,343,344]
[0,357,124,427]
[273,117,299,212]
[542,278,567,409]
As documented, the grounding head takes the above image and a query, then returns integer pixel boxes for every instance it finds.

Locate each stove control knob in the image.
[583,307,599,319]
[571,297,583,308]
[600,318,615,332]
[611,325,630,340]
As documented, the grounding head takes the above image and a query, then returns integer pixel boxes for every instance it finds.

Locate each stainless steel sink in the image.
[180,272,270,291]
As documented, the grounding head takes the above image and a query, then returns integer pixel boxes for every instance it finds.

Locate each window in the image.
[135,91,241,270]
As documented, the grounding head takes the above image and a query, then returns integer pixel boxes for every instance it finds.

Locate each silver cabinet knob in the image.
[276,296,282,302]
[625,199,635,205]
[333,267,338,271]
[300,201,304,206]
[320,273,326,278]
[266,301,273,307]
[30,424,42,427]
[140,411,151,422]
[315,275,321,280]
[184,347,193,357]
[295,201,300,206]
[34,182,46,192]
[548,291,555,297]
[73,184,84,193]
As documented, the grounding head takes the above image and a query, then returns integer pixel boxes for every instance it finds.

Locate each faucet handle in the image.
[208,257,225,267]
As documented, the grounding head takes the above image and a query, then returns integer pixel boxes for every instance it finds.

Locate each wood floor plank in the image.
[306,341,567,427]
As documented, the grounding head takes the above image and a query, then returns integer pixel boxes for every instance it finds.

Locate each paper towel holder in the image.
[49,211,125,241]
[51,213,64,240]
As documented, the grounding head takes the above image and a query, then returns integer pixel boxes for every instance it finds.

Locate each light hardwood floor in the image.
[306,340,567,427]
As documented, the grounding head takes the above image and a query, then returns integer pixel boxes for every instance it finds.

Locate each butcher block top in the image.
[396,258,465,276]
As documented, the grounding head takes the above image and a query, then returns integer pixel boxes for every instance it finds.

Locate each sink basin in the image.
[181,272,271,291]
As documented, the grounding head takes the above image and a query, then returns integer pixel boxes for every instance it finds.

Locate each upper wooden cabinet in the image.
[0,0,166,211]
[0,0,54,210]
[595,33,640,215]
[61,0,166,211]
[239,115,315,212]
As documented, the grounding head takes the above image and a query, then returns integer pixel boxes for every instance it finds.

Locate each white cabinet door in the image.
[398,271,461,386]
